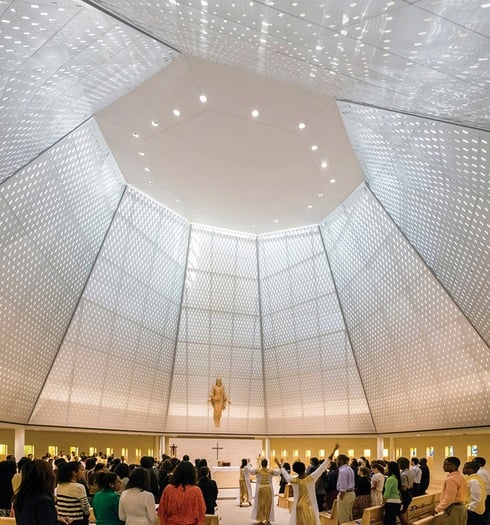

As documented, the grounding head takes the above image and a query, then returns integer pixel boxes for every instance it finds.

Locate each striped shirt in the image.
[56,482,90,521]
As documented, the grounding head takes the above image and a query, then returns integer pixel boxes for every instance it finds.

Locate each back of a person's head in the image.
[126,467,149,491]
[15,460,54,512]
[446,456,461,469]
[241,458,248,468]
[310,457,319,466]
[85,457,97,471]
[198,458,207,468]
[387,461,401,478]
[283,462,291,472]
[397,457,410,470]
[114,462,130,479]
[261,459,268,468]
[182,455,190,462]
[419,458,427,466]
[474,457,486,467]
[337,454,348,465]
[17,457,31,472]
[57,461,81,484]
[97,471,119,490]
[359,467,370,477]
[140,456,154,469]
[172,460,196,487]
[292,461,306,476]
[0,459,17,479]
[199,466,210,479]
[372,462,384,475]
[329,461,338,471]
[411,457,419,465]
[94,462,106,472]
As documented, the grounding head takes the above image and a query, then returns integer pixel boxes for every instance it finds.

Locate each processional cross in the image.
[212,441,223,461]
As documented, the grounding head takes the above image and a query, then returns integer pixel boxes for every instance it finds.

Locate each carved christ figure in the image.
[209,377,230,427]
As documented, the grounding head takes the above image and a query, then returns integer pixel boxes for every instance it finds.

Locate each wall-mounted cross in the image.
[212,441,223,461]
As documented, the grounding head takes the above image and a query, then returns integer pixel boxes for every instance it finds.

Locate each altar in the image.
[210,466,240,488]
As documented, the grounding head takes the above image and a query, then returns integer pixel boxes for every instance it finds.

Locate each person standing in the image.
[463,461,486,525]
[239,458,253,507]
[275,444,337,525]
[435,457,468,525]
[337,454,356,524]
[158,461,206,525]
[119,467,157,525]
[198,466,218,515]
[56,461,90,525]
[92,472,124,525]
[474,457,490,525]
[411,458,422,497]
[419,458,431,495]
[370,463,385,506]
[383,461,402,525]
[248,459,280,525]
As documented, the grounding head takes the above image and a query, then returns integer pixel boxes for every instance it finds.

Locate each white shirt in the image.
[411,465,422,484]
[468,477,483,512]
[476,466,490,495]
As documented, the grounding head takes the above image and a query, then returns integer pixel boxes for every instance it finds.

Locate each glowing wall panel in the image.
[31,188,189,431]
[258,226,374,435]
[0,0,177,182]
[0,120,125,423]
[320,186,489,433]
[339,102,489,345]
[167,225,264,434]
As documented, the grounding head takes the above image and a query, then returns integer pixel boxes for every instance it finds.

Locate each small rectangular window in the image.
[444,446,454,456]
[48,445,58,456]
[410,448,417,457]
[426,447,434,457]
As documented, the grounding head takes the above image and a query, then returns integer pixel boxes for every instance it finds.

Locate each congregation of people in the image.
[0,449,488,525]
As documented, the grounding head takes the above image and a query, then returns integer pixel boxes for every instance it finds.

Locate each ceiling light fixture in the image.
[298,122,306,129]
[318,193,324,197]
[330,178,336,183]
[132,132,140,138]
[311,145,318,151]
[138,151,145,156]
[307,204,313,208]
[144,167,150,172]
[199,94,207,103]
[173,109,181,117]
[274,219,279,223]
[251,109,259,118]
[151,120,158,127]
[321,161,328,168]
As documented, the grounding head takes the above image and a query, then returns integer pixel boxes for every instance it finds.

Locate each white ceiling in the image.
[96,54,363,233]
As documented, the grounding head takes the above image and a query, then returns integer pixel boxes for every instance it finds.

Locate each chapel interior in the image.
[0,0,488,477]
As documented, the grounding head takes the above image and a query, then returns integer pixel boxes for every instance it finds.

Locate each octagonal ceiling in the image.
[95,54,363,233]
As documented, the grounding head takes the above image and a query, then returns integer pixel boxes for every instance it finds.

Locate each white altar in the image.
[210,466,240,488]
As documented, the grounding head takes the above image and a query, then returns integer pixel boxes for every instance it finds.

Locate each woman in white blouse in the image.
[119,467,157,525]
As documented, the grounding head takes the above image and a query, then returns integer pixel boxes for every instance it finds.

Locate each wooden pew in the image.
[205,515,220,525]
[412,512,445,525]
[0,519,15,524]
[278,484,293,508]
[407,493,439,523]
[345,505,384,525]
[320,499,339,525]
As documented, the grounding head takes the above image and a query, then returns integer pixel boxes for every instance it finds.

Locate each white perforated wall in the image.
[339,102,490,345]
[167,225,264,434]
[0,0,177,182]
[31,188,190,431]
[320,186,490,433]
[258,227,375,435]
[0,119,125,423]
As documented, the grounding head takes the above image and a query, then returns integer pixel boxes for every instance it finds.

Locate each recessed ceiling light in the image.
[251,109,259,118]
[330,178,336,183]
[132,132,140,138]
[307,204,313,209]
[274,219,279,223]
[144,167,150,172]
[311,145,318,151]
[148,180,153,185]
[321,161,328,168]
[173,109,181,117]
[298,122,306,130]
[318,193,324,197]
[138,151,145,156]
[151,120,158,127]
[200,94,207,103]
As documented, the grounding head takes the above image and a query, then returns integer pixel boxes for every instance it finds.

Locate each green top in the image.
[383,475,401,502]
[92,489,124,525]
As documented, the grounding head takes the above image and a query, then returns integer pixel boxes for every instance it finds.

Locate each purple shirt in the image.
[337,464,355,492]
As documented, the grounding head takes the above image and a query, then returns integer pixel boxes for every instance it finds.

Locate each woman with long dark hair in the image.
[119,467,157,525]
[158,460,206,525]
[383,461,402,525]
[56,461,90,525]
[13,459,58,525]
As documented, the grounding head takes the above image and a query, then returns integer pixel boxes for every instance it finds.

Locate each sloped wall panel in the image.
[31,188,189,431]
[0,0,177,182]
[0,119,125,424]
[258,226,375,435]
[339,102,490,345]
[167,225,264,434]
[320,186,490,433]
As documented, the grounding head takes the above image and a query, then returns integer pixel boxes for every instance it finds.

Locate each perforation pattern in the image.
[340,102,490,344]
[90,0,489,128]
[167,225,264,434]
[320,186,489,433]
[258,226,374,435]
[0,119,124,423]
[0,0,177,182]
[30,187,189,430]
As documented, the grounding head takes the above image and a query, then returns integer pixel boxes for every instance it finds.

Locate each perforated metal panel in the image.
[339,102,490,345]
[31,187,189,431]
[0,119,125,423]
[320,185,490,433]
[0,0,177,182]
[258,226,374,435]
[167,225,264,434]
[89,0,489,129]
